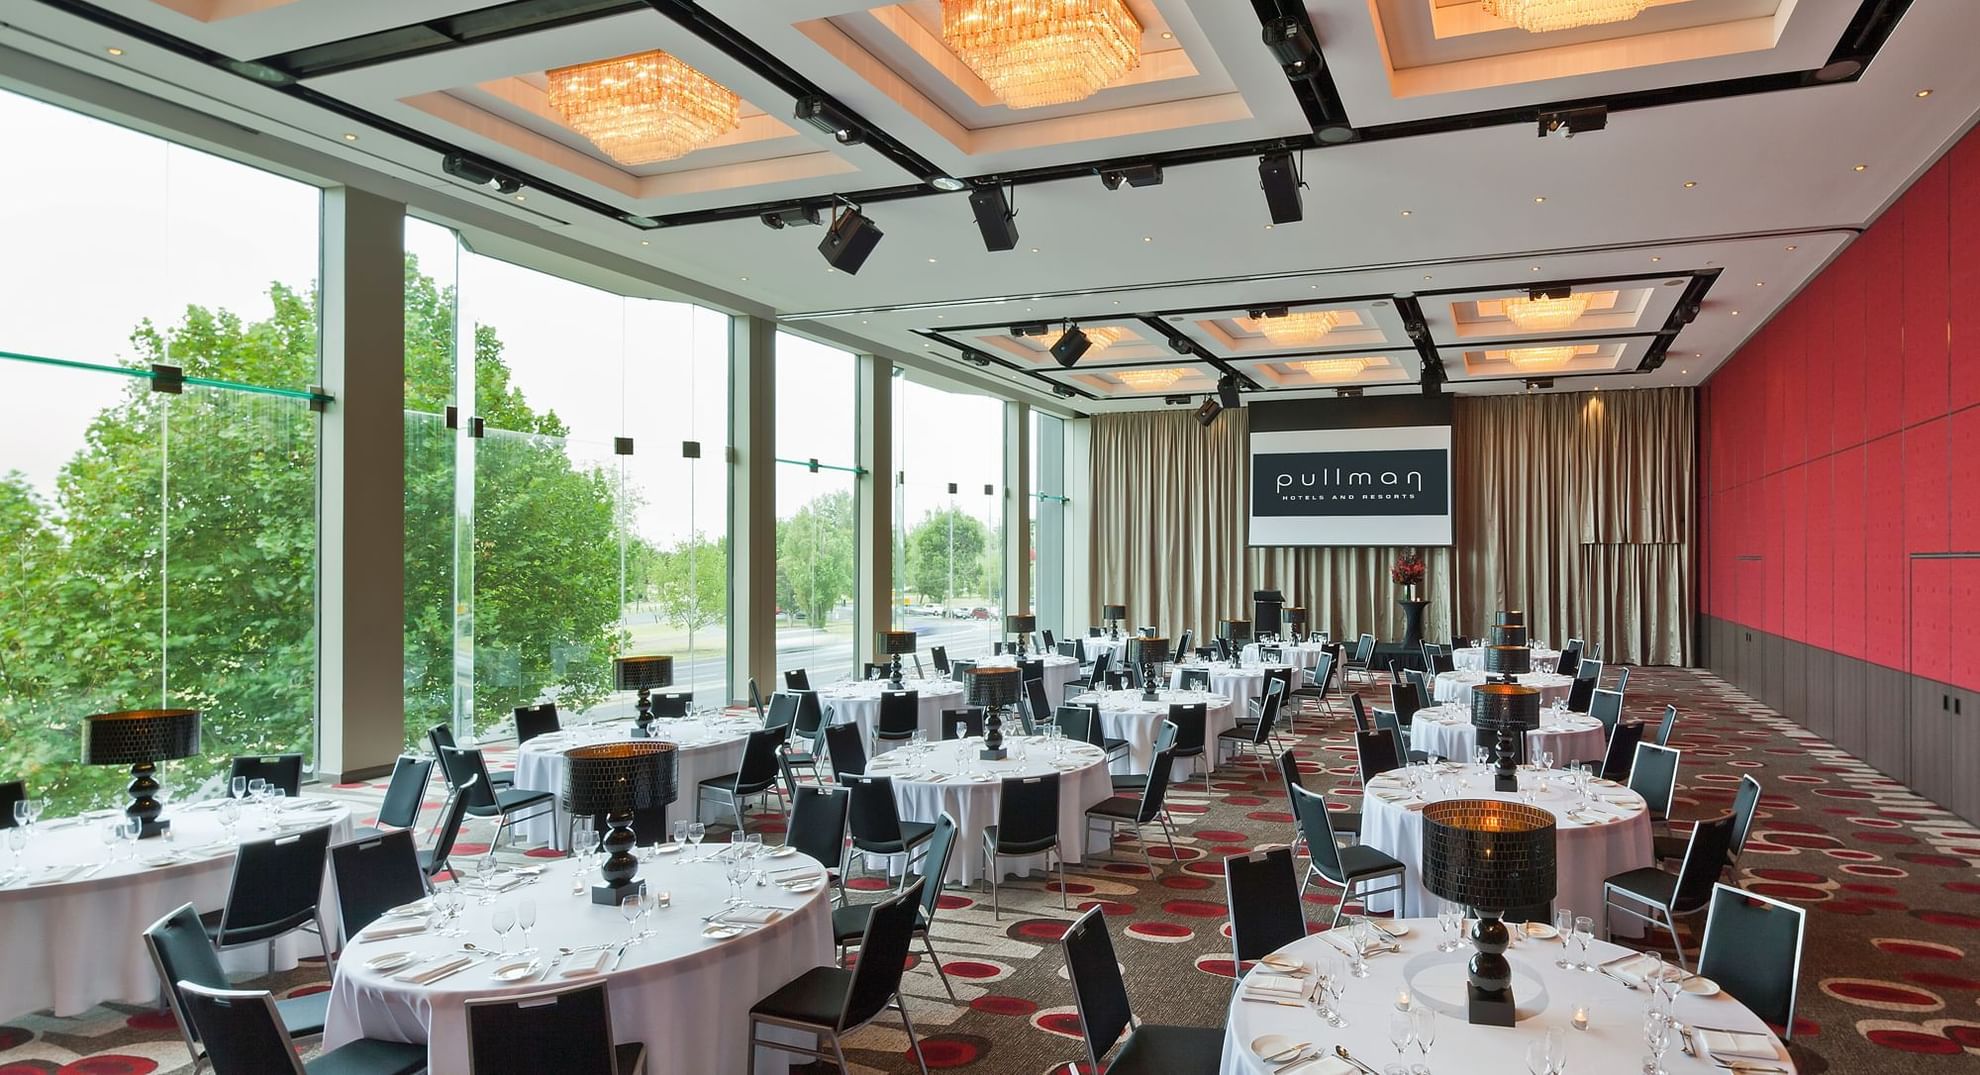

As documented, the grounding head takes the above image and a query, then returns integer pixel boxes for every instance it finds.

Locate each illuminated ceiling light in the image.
[1917,89,1933,98]
[1114,367,1187,392]
[1785,245,1798,252]
[1853,164,1868,172]
[1683,181,1697,188]
[1248,310,1342,346]
[942,0,1142,109]
[1504,346,1580,370]
[1295,356,1372,380]
[342,132,358,141]
[547,50,740,164]
[1501,292,1590,332]
[1481,0,1648,33]
[106,47,124,56]
[1048,326,1125,357]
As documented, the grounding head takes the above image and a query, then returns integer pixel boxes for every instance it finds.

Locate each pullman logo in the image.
[1254,448,1449,518]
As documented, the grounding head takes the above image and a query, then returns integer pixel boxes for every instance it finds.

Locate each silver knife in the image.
[609,942,630,970]
[1599,967,1641,989]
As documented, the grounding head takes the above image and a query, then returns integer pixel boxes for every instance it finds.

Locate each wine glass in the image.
[687,822,706,855]
[1544,1026,1567,1073]
[1652,957,1684,1008]
[572,818,594,861]
[247,777,267,802]
[3,827,26,882]
[1572,916,1596,972]
[230,775,247,800]
[1348,919,1373,978]
[1554,908,1576,968]
[1410,1004,1436,1074]
[490,905,516,956]
[1437,901,1462,953]
[1525,1040,1556,1075]
[10,801,26,829]
[1388,1010,1416,1065]
[433,886,464,937]
[1473,745,1490,768]
[619,889,645,943]
[1642,1009,1671,1075]
[122,816,142,859]
[1323,962,1348,1027]
[516,898,537,953]
[217,798,240,842]
[672,820,689,858]
[28,797,47,826]
[1539,749,1555,772]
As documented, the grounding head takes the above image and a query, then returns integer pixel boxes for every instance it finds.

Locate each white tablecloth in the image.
[0,796,352,1019]
[864,736,1113,884]
[1358,764,1653,925]
[1454,645,1563,673]
[1169,662,1267,714]
[323,851,833,1075]
[1082,636,1130,666]
[1068,688,1235,781]
[819,679,966,753]
[1221,921,1795,1074]
[1242,642,1330,682]
[1432,670,1574,708]
[513,716,756,849]
[977,653,1080,701]
[1407,703,1610,769]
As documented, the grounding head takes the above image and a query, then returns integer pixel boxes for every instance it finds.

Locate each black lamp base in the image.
[631,688,654,738]
[889,654,905,691]
[592,812,640,903]
[1467,983,1517,1027]
[1494,725,1521,793]
[126,763,170,839]
[591,879,636,906]
[1467,915,1517,1026]
[979,707,1008,761]
[1142,663,1161,702]
[136,817,171,839]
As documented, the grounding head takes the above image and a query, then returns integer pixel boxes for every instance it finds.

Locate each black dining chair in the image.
[1178,666,1211,692]
[1601,721,1646,781]
[1602,812,1736,969]
[203,825,334,968]
[1290,782,1405,928]
[785,783,850,906]
[848,774,934,886]
[176,982,425,1075]
[329,828,429,944]
[1628,742,1682,831]
[823,721,868,782]
[1116,702,1204,793]
[1697,883,1807,1040]
[1224,847,1309,980]
[1290,651,1337,717]
[1555,640,1584,676]
[229,754,304,797]
[429,723,510,789]
[1653,703,1679,747]
[874,689,921,750]
[1349,691,1374,735]
[1566,660,1604,713]
[1218,681,1287,773]
[1373,710,1432,765]
[764,691,800,732]
[748,676,766,722]
[696,727,786,834]
[0,779,22,829]
[1659,773,1763,867]
[1057,703,1127,762]
[941,707,985,740]
[746,881,930,1075]
[653,692,692,720]
[1061,906,1223,1074]
[863,662,890,681]
[930,645,950,676]
[1279,747,1355,844]
[421,774,474,880]
[1042,629,1056,650]
[1086,747,1180,876]
[1589,688,1626,736]
[1354,728,1405,785]
[1344,633,1377,684]
[512,703,560,745]
[784,668,811,691]
[440,745,555,846]
[835,813,962,1003]
[1021,678,1052,735]
[144,903,329,1074]
[352,755,433,840]
[465,978,645,1075]
[981,773,1065,920]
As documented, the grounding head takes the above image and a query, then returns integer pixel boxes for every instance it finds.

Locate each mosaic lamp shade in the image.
[613,655,674,692]
[1129,636,1170,667]
[1490,623,1529,647]
[1422,798,1557,913]
[1219,619,1253,643]
[1005,614,1036,635]
[879,630,918,655]
[1493,609,1526,627]
[1102,603,1128,621]
[1472,682,1541,732]
[83,708,202,765]
[1283,605,1308,625]
[966,665,1023,708]
[1484,644,1532,676]
[564,741,679,817]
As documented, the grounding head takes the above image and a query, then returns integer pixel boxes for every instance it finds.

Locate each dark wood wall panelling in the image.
[1698,124,1980,825]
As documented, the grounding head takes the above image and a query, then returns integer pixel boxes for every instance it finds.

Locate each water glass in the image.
[1554,908,1576,968]
[1642,1009,1671,1075]
[1410,1004,1437,1074]
[687,822,706,852]
[672,820,689,858]
[230,776,247,800]
[516,898,537,952]
[490,905,516,954]
[247,777,267,801]
[1572,916,1596,972]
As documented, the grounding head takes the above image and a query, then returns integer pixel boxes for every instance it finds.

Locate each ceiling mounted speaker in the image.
[1258,152,1303,225]
[1050,326,1092,367]
[818,206,883,274]
[1218,375,1241,410]
[968,187,1019,252]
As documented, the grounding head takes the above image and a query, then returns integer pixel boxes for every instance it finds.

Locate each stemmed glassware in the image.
[1347,918,1373,978]
[121,816,141,860]
[516,897,537,953]
[1311,956,1346,1027]
[1525,1029,1569,1075]
[1437,901,1463,952]
[433,886,465,937]
[1410,1004,1436,1075]
[672,820,690,858]
[1554,908,1576,968]
[2,827,27,883]
[1572,916,1596,973]
[231,775,248,800]
[620,887,647,943]
[490,905,516,956]
[1642,1008,1672,1075]
[1388,1010,1416,1071]
[687,822,706,857]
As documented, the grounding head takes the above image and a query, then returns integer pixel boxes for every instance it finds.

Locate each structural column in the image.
[728,316,778,704]
[318,188,406,782]
[855,354,894,671]
[1005,402,1032,619]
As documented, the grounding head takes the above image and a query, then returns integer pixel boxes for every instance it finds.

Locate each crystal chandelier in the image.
[1504,346,1580,370]
[1294,357,1371,380]
[1500,293,1589,333]
[1048,326,1125,356]
[1114,367,1187,392]
[1249,310,1343,347]
[1480,0,1649,33]
[547,50,740,164]
[942,0,1143,109]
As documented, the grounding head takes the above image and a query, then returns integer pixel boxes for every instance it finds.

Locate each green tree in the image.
[904,506,986,603]
[776,490,855,627]
[653,533,726,644]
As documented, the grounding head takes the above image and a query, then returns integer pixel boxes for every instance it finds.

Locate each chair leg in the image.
[1159,816,1179,867]
[921,932,959,1003]
[1328,889,1345,929]
[827,1030,850,1074]
[1138,824,1157,878]
[987,851,1001,921]
[897,996,931,1075]
[1056,847,1068,911]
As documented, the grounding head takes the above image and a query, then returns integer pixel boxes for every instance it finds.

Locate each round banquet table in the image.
[1169,661,1267,713]
[1358,763,1653,926]
[0,796,352,1020]
[1067,688,1234,781]
[861,735,1113,884]
[1241,641,1331,683]
[1407,702,1610,769]
[977,652,1081,701]
[513,714,755,850]
[1433,669,1574,708]
[1082,636,1131,666]
[1454,645,1563,673]
[322,850,834,1075]
[818,678,965,753]
[1220,919,1796,1074]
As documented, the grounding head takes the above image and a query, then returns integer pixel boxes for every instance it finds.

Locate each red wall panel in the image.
[1829,245,1868,450]
[1804,455,1834,651]
[1802,275,1835,459]
[1861,221,1906,440]
[1949,407,1980,557]
[1862,434,1905,668]
[1904,417,1949,553]
[1831,444,1868,660]
[1904,161,1951,427]
[1952,137,1980,412]
[1782,465,1808,640]
[1912,559,1950,684]
[1950,560,1980,692]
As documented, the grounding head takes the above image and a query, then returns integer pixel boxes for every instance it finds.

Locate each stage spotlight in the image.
[1529,285,1571,301]
[1537,106,1607,139]
[795,96,865,145]
[818,202,883,275]
[1053,384,1077,398]
[968,186,1019,252]
[1258,151,1304,225]
[1335,387,1364,398]
[1524,377,1554,391]
[1195,396,1223,427]
[442,153,522,194]
[1051,325,1092,367]
[1099,163,1164,190]
[1011,321,1050,337]
[1218,374,1242,410]
[759,205,822,230]
[1168,336,1195,355]
[1262,17,1321,75]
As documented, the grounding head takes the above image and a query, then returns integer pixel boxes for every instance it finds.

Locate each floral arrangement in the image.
[1391,549,1426,592]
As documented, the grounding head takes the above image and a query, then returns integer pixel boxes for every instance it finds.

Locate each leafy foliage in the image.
[902,506,986,603]
[776,488,855,627]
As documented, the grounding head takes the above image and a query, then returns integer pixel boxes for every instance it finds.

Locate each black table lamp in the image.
[1219,619,1253,645]
[966,665,1022,761]
[879,630,916,690]
[1422,799,1557,1027]
[1102,603,1127,639]
[614,655,674,738]
[84,708,202,838]
[1283,606,1307,642]
[1490,623,1529,648]
[1494,609,1526,627]
[1484,644,1531,681]
[1129,635,1169,701]
[564,741,678,905]
[1473,682,1541,792]
[1005,613,1036,658]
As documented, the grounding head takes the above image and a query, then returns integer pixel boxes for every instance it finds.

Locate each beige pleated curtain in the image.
[1086,387,1693,665]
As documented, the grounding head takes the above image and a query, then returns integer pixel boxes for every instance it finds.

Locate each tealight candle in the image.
[1572,1003,1590,1031]
[1395,989,1413,1011]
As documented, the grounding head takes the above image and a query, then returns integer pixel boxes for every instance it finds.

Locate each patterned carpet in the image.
[4,665,1978,1074]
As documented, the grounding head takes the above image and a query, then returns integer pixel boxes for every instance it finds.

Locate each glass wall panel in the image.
[775,334,859,681]
[892,380,1005,662]
[1032,412,1068,636]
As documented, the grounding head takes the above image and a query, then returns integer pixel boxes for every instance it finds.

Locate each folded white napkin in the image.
[396,954,471,984]
[560,949,611,977]
[775,869,824,884]
[28,864,89,885]
[476,872,530,892]
[723,906,786,924]
[1697,1028,1781,1061]
[1602,951,1661,987]
[1243,974,1307,999]
[363,923,428,941]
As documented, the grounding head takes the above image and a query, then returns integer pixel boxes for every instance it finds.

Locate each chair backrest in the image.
[654,692,692,719]
[840,880,923,1029]
[1405,669,1433,710]
[1349,692,1372,734]
[465,978,623,1075]
[1179,666,1210,691]
[749,677,765,721]
[995,773,1061,847]
[793,690,826,738]
[1730,774,1764,858]
[1055,703,1097,744]
[916,814,960,914]
[1356,729,1403,782]
[426,772,476,878]
[1042,629,1056,649]
[375,755,434,831]
[0,779,21,829]
[1152,720,1178,756]
[1577,657,1604,683]
[1353,632,1376,662]
[1565,674,1597,714]
[1020,658,1045,683]
[143,903,230,1050]
[330,828,428,941]
[441,746,502,813]
[1086,649,1110,687]
[764,691,799,731]
[876,690,920,738]
[228,754,303,797]
[1628,742,1681,820]
[735,727,786,792]
[1213,636,1234,662]
[930,645,950,674]
[1670,813,1737,913]
[1174,628,1193,663]
[824,722,868,781]
[784,668,811,691]
[1167,702,1207,755]
[1289,782,1346,882]
[214,825,332,947]
[427,724,458,782]
[1135,747,1178,824]
[513,703,560,744]
[1431,650,1456,674]
[1554,641,1582,676]
[942,707,985,740]
[1390,681,1422,724]
[1654,704,1678,747]
[175,983,307,1075]
[1613,666,1631,694]
[1247,684,1281,745]
[1698,883,1805,1038]
[848,775,907,845]
[1062,906,1135,1068]
[951,659,977,683]
[1224,847,1308,963]
[1601,721,1645,780]
[1058,641,1080,659]
[864,662,890,681]
[1588,687,1624,731]
[1025,678,1052,729]
[1275,748,1304,815]
[1373,709,1407,747]
[1309,651,1335,697]
[786,785,849,871]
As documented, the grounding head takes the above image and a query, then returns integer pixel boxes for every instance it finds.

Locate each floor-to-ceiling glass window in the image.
[403,222,731,740]
[1032,411,1069,638]
[0,89,322,812]
[774,333,861,682]
[892,378,1006,663]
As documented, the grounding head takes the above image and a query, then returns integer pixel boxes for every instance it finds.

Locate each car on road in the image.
[913,603,944,617]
